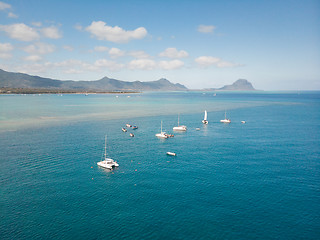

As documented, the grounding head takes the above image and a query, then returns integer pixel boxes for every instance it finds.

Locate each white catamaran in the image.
[97,135,119,170]
[155,121,168,138]
[220,111,231,123]
[173,114,187,131]
[202,110,208,124]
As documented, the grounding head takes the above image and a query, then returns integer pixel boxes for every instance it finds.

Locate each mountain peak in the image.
[219,79,255,91]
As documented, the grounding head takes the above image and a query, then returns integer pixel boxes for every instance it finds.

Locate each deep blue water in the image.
[0,92,319,239]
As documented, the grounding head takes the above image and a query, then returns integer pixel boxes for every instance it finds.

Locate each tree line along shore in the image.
[0,88,140,94]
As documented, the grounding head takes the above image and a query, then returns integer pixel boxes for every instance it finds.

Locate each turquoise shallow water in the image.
[0,92,319,239]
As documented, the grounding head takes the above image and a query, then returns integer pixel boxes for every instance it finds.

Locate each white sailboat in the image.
[202,110,208,124]
[220,111,231,123]
[173,114,187,131]
[97,135,119,170]
[155,121,168,138]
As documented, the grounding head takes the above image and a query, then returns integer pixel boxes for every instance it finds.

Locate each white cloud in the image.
[0,53,11,59]
[108,47,125,58]
[8,12,18,18]
[195,56,220,67]
[159,60,184,70]
[32,22,42,27]
[195,56,242,68]
[24,55,42,62]
[0,1,11,10]
[197,25,216,33]
[85,21,147,43]
[41,26,62,39]
[94,46,109,52]
[94,58,124,71]
[16,63,50,74]
[74,24,83,31]
[23,42,55,55]
[0,23,40,41]
[128,59,156,70]
[159,47,188,58]
[0,42,13,59]
[0,42,13,52]
[128,50,150,59]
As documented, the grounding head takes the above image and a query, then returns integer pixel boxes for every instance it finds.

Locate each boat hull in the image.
[220,119,231,123]
[173,126,187,131]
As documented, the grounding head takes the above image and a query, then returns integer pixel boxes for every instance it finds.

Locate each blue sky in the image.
[0,0,319,90]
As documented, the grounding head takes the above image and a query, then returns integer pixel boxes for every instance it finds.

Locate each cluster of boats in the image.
[122,123,138,137]
[155,110,238,138]
[98,110,245,170]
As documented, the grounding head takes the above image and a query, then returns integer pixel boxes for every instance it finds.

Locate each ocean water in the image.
[0,91,319,239]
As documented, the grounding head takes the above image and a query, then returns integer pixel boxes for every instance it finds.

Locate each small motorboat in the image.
[122,128,127,132]
[126,124,132,128]
[241,121,246,124]
[130,133,134,137]
[167,152,176,156]
[132,126,138,130]
[196,128,200,131]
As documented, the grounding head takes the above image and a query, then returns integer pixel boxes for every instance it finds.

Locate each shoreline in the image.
[0,88,140,94]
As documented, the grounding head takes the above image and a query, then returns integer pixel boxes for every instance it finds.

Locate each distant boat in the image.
[126,124,132,128]
[220,111,231,123]
[132,126,138,130]
[241,121,246,124]
[97,135,119,170]
[173,114,187,131]
[167,152,176,156]
[122,128,127,132]
[130,133,134,137]
[155,121,168,138]
[196,128,200,130]
[202,110,208,124]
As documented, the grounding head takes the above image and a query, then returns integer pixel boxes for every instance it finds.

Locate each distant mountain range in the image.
[0,69,187,92]
[0,69,256,92]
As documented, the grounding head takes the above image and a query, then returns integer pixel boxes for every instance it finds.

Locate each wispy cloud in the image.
[85,21,147,43]
[24,55,42,62]
[23,42,55,55]
[128,59,156,70]
[159,48,189,58]
[195,56,242,68]
[8,12,18,18]
[128,50,150,59]
[159,60,184,70]
[108,47,125,58]
[197,25,216,34]
[0,42,13,59]
[94,46,109,52]
[41,26,62,39]
[63,45,74,51]
[0,1,11,10]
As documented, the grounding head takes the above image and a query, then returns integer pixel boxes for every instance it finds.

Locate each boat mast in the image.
[104,135,107,159]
